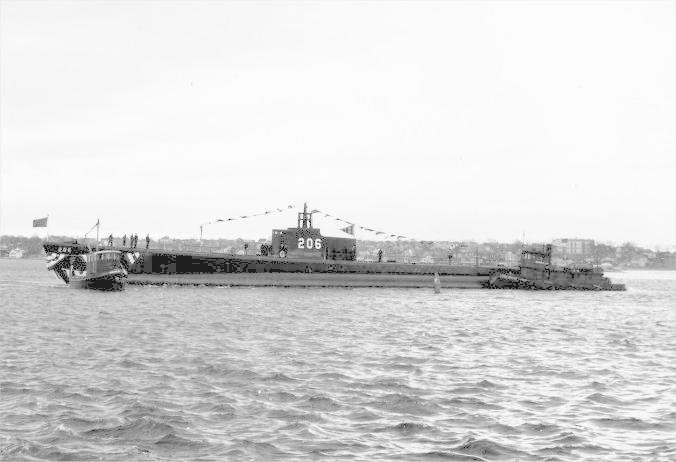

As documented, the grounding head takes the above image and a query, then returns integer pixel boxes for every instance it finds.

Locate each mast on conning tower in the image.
[297,202,313,229]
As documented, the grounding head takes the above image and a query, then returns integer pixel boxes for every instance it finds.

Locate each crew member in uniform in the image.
[108,234,113,247]
[378,249,383,263]
[145,234,150,249]
[122,234,127,247]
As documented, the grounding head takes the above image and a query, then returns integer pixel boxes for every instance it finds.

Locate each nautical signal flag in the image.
[32,217,48,227]
[340,224,355,235]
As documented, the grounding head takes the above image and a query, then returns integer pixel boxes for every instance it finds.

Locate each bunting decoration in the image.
[310,208,438,243]
[203,205,296,228]
[202,204,443,245]
[340,224,355,235]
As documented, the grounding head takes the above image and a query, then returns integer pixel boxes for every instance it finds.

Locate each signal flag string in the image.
[209,204,296,225]
[310,208,438,245]
[200,204,440,245]
[200,205,297,239]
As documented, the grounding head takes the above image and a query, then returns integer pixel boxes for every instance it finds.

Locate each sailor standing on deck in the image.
[108,234,113,247]
[122,234,127,247]
[378,249,383,263]
[133,233,138,248]
[145,234,150,249]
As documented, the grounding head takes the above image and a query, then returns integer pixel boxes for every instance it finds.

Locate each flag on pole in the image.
[32,217,48,227]
[340,224,355,235]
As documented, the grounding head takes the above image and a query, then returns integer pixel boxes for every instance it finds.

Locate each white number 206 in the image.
[298,237,322,249]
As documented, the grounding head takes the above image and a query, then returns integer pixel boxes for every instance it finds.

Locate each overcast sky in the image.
[1,1,674,248]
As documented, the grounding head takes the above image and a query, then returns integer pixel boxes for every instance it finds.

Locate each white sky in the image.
[1,1,674,248]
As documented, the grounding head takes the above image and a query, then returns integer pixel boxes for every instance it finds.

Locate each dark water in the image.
[1,259,675,461]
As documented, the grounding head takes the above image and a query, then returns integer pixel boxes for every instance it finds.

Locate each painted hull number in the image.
[298,238,322,249]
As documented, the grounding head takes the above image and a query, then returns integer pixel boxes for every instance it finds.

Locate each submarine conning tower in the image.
[270,203,357,261]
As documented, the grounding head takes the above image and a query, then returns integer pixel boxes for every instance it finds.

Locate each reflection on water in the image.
[1,259,675,461]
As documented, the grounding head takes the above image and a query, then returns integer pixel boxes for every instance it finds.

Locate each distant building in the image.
[629,255,649,268]
[9,248,24,259]
[552,238,595,264]
[503,250,519,265]
[654,252,676,268]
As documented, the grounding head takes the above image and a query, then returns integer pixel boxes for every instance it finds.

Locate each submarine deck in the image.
[101,245,506,277]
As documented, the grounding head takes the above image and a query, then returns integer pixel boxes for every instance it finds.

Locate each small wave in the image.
[228,439,287,458]
[197,365,261,382]
[359,378,423,394]
[646,444,676,458]
[376,422,435,435]
[518,422,561,436]
[446,397,503,411]
[517,397,564,410]
[211,403,237,414]
[119,401,165,419]
[83,417,176,440]
[452,436,527,459]
[399,450,488,461]
[588,380,607,390]
[368,393,441,416]
[266,391,299,403]
[486,422,518,435]
[0,382,32,395]
[537,443,608,457]
[59,416,120,433]
[591,417,668,431]
[1,440,106,461]
[388,355,429,365]
[388,363,422,373]
[449,386,484,395]
[118,358,144,369]
[548,431,586,446]
[154,433,207,450]
[474,379,505,389]
[585,392,624,405]
[0,440,39,459]
[609,338,639,350]
[266,409,326,423]
[190,401,237,415]
[316,371,352,380]
[262,372,297,382]
[344,409,381,421]
[300,395,342,411]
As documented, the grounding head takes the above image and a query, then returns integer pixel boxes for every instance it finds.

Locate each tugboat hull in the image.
[488,246,626,291]
[70,275,125,291]
[45,246,128,290]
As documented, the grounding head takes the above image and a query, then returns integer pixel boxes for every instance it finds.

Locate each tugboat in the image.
[488,245,626,291]
[45,244,128,290]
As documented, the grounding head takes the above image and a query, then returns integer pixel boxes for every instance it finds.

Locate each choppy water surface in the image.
[1,259,675,461]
